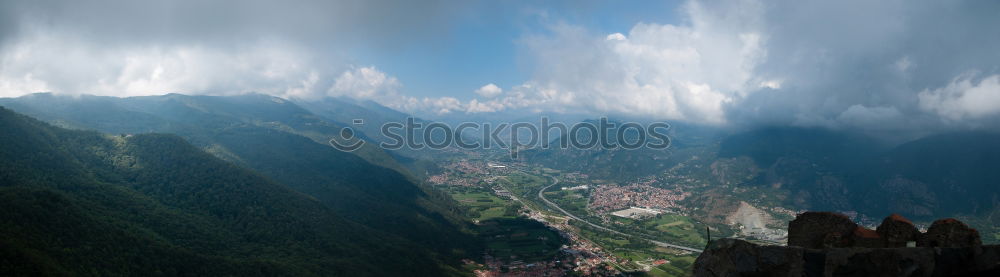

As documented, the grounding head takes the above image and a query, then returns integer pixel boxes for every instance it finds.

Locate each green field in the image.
[545,189,589,215]
[437,182,565,263]
[571,221,697,276]
[641,215,707,247]
[643,255,697,277]
[478,218,566,262]
[445,187,519,221]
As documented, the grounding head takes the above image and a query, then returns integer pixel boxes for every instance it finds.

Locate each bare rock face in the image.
[877,214,920,248]
[918,218,982,248]
[788,212,857,249]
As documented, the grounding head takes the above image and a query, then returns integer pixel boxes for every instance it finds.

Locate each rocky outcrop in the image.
[788,212,858,248]
[878,214,920,248]
[694,238,1000,277]
[789,212,983,250]
[918,218,982,248]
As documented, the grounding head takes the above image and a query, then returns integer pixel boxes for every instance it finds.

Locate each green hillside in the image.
[1,93,478,258]
[0,107,456,276]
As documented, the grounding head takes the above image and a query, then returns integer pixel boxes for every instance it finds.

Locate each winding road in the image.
[535,175,703,253]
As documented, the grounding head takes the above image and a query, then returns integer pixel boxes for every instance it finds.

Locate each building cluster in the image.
[450,160,489,175]
[588,183,691,214]
[560,185,589,191]
[475,256,569,277]
[428,160,521,187]
[610,207,662,219]
[426,172,478,187]
[492,186,513,199]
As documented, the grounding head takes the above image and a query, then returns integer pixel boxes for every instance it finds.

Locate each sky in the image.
[1,0,1000,138]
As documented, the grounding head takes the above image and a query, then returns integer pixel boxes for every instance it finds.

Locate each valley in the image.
[428,157,787,276]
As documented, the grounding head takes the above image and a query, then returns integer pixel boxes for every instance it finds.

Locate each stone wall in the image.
[788,212,980,249]
[694,239,1000,276]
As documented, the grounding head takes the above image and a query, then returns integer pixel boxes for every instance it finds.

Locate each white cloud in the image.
[605,33,626,41]
[500,0,765,124]
[0,32,480,116]
[474,83,503,98]
[328,66,402,100]
[758,80,781,89]
[483,0,1000,132]
[416,96,463,115]
[919,74,1000,121]
[0,33,331,98]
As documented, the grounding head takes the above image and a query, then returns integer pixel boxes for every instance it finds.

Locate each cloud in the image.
[835,105,905,130]
[328,66,402,100]
[0,0,484,116]
[469,0,1000,133]
[605,33,626,41]
[323,67,470,115]
[0,33,333,98]
[0,0,469,97]
[474,83,503,98]
[461,0,765,124]
[919,74,1000,121]
[721,0,1000,132]
[0,0,464,49]
[3,0,1000,134]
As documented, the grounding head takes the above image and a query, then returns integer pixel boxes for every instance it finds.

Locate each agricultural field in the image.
[544,189,589,216]
[444,186,519,221]
[478,218,566,262]
[571,221,697,276]
[640,215,708,248]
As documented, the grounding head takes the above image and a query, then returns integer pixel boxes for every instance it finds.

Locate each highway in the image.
[535,175,703,253]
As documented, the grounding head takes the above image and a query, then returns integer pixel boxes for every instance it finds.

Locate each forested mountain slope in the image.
[0,94,478,271]
[0,107,458,276]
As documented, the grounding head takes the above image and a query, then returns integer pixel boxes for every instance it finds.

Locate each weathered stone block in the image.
[788,212,857,249]
[876,213,920,248]
[917,218,982,248]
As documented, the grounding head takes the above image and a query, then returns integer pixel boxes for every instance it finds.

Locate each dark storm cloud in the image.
[0,0,466,48]
[486,0,1000,140]
[727,0,1000,135]
[0,0,475,102]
